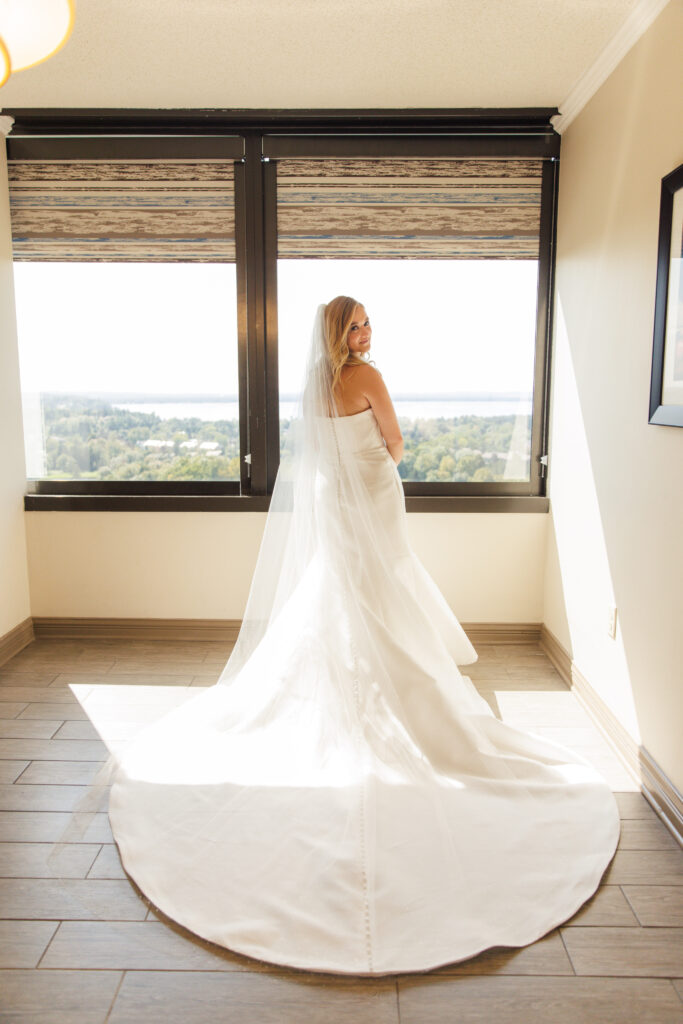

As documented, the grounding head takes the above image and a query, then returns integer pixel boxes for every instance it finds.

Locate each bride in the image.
[108,296,621,976]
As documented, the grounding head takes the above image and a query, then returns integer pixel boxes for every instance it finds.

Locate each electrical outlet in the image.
[607,605,617,639]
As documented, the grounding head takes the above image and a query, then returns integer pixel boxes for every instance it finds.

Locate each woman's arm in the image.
[358,365,404,464]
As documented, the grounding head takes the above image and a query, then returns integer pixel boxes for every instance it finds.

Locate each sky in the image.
[12,259,539,398]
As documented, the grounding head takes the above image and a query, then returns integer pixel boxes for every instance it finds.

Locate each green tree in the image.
[55,453,80,477]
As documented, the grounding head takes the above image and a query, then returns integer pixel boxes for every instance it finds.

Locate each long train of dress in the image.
[108,406,621,975]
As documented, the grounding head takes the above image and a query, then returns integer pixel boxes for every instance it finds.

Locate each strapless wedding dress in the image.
[108,406,620,975]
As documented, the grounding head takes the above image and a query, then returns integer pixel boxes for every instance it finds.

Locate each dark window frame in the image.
[5,108,558,513]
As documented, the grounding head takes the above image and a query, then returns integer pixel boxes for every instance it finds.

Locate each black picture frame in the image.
[649,162,683,427]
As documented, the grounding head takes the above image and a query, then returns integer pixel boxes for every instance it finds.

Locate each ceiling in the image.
[0,0,653,115]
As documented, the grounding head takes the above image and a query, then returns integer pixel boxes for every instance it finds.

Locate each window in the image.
[275,156,543,487]
[5,112,557,511]
[8,139,243,494]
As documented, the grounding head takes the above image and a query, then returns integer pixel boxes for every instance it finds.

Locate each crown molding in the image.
[551,0,672,134]
[0,114,15,137]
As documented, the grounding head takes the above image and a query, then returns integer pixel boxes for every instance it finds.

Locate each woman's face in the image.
[346,304,372,356]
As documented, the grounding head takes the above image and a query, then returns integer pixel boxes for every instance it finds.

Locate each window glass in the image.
[276,157,540,483]
[10,157,240,481]
[14,262,240,481]
[277,259,535,482]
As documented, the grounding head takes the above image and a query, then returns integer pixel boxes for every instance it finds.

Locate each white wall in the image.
[24,511,547,624]
[0,126,31,636]
[545,0,683,789]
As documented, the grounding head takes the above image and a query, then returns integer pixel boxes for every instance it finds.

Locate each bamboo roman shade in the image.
[277,158,543,260]
[7,160,235,262]
[7,153,543,262]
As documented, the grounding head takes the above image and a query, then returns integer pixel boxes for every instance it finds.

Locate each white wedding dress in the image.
[108,409,626,974]
[108,307,621,975]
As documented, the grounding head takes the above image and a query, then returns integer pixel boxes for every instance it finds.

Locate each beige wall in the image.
[0,133,31,636]
[24,512,547,624]
[545,0,683,788]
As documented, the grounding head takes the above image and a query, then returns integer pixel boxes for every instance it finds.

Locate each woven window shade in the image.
[277,158,542,260]
[7,160,235,262]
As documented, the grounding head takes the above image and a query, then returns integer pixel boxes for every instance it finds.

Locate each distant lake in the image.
[112,399,532,421]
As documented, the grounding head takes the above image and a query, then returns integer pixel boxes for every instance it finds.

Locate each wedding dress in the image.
[107,304,621,975]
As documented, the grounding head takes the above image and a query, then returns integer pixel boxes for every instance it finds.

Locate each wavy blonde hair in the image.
[324,295,373,396]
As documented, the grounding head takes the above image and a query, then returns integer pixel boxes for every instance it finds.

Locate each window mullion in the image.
[234,157,251,495]
[263,158,280,493]
[531,157,559,495]
[241,135,269,495]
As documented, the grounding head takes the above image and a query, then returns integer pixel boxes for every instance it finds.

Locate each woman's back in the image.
[333,363,372,416]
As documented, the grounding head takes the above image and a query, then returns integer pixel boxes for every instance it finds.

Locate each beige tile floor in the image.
[0,638,681,1023]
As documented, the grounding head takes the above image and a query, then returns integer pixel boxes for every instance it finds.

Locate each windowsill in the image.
[23,494,549,513]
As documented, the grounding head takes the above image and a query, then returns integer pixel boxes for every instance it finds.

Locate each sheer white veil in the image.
[215,300,349,688]
[209,297,483,784]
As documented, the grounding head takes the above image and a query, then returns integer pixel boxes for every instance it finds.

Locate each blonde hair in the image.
[323,295,372,395]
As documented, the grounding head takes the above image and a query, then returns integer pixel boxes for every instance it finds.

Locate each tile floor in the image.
[0,638,681,1023]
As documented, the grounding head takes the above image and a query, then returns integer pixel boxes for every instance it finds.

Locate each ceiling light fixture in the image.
[0,0,75,89]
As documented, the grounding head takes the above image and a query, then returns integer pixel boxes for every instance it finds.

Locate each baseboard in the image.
[465,622,542,644]
[32,617,242,642]
[540,624,683,848]
[638,747,683,847]
[0,616,34,667]
[31,617,542,646]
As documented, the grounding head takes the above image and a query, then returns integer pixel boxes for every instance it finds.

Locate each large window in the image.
[275,155,543,485]
[5,112,558,511]
[9,145,241,486]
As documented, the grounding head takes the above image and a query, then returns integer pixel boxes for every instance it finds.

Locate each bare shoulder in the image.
[361,364,387,398]
[341,361,380,377]
[342,362,383,385]
[361,361,383,378]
